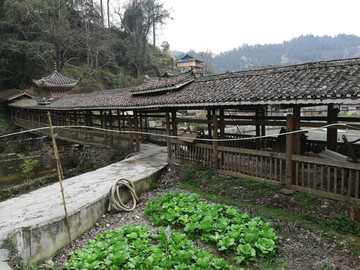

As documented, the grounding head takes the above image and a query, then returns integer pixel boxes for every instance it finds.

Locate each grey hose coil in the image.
[108,178,139,212]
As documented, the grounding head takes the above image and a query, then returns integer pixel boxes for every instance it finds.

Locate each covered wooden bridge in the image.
[8,58,360,205]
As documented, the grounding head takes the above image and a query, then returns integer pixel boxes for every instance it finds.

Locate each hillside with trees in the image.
[214,34,360,73]
[0,0,175,94]
[176,34,360,74]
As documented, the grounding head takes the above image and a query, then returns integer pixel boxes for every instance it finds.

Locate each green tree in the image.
[120,0,171,79]
[17,154,39,181]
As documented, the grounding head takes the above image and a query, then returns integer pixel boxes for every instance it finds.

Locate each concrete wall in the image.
[9,166,166,264]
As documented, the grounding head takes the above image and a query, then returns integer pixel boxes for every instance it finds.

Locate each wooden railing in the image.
[14,118,132,149]
[293,155,359,203]
[218,146,286,185]
[169,139,360,205]
[223,133,277,150]
[169,139,213,167]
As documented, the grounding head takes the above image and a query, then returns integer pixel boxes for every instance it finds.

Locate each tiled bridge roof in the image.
[40,58,360,110]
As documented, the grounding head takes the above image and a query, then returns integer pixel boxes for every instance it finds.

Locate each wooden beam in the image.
[176,118,211,124]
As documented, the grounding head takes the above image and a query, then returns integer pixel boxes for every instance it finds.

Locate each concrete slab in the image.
[0,249,11,270]
[0,261,11,270]
[0,143,167,264]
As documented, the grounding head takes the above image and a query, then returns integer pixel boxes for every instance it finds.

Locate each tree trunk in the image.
[107,0,110,28]
[100,0,104,26]
[153,21,156,48]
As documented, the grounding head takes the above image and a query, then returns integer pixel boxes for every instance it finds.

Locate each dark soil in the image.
[35,164,360,270]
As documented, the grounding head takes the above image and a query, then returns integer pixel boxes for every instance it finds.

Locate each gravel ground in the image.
[39,165,360,270]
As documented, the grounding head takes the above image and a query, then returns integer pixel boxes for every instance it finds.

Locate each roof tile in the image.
[21,57,360,110]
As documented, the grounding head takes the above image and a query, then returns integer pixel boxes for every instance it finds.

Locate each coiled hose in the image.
[108,178,139,212]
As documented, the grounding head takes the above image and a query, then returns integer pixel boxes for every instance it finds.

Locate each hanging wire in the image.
[0,122,359,143]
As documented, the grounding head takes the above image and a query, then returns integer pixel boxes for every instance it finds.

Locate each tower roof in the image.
[33,70,79,88]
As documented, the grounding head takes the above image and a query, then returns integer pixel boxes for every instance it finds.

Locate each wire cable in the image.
[0,122,359,142]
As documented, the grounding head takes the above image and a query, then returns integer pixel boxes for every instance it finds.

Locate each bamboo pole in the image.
[47,111,72,245]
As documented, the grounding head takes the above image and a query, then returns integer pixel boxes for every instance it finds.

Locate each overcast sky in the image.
[157,0,360,54]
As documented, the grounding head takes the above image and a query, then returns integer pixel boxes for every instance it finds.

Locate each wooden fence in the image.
[169,139,360,205]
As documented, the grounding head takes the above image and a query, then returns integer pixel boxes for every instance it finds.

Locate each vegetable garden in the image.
[64,192,279,269]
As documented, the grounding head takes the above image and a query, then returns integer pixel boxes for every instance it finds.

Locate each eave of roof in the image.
[8,98,37,107]
[130,70,195,95]
[7,92,35,101]
[33,70,79,87]
[131,79,194,96]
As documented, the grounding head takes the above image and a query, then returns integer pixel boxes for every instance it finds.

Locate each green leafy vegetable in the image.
[144,192,280,265]
[64,225,231,269]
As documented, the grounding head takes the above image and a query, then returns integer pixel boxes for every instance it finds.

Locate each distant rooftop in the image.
[176,54,203,63]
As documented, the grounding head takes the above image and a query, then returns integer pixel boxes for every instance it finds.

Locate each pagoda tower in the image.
[33,67,79,98]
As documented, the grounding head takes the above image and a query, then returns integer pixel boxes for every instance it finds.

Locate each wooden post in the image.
[207,109,212,138]
[139,111,144,142]
[109,110,113,130]
[134,111,140,151]
[144,112,148,141]
[219,108,225,146]
[117,110,121,130]
[171,110,178,159]
[212,113,218,169]
[327,104,338,151]
[74,111,77,125]
[255,108,261,150]
[166,112,171,160]
[286,114,293,189]
[101,111,107,146]
[62,112,65,126]
[261,107,266,149]
[128,116,133,148]
[293,106,301,155]
[171,110,177,137]
[89,111,93,127]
